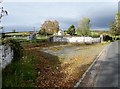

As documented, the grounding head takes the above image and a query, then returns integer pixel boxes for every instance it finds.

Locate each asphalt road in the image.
[94,41,119,87]
[79,41,120,88]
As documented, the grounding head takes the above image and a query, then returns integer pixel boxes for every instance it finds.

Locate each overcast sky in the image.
[2,1,118,32]
[4,0,119,2]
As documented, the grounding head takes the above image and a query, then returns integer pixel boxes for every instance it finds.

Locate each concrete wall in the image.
[0,45,13,69]
[51,36,101,44]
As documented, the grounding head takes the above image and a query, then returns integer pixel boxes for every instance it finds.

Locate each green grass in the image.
[36,35,47,40]
[2,50,38,87]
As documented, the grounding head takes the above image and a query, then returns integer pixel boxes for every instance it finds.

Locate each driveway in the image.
[41,44,105,63]
[42,45,89,61]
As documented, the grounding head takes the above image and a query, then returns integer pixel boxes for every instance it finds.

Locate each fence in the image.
[0,45,13,69]
[50,36,101,44]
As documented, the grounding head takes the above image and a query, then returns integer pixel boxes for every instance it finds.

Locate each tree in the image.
[39,28,46,35]
[77,17,91,36]
[40,20,59,35]
[67,25,75,36]
[109,12,120,36]
[115,12,120,34]
[12,29,16,33]
[109,22,117,35]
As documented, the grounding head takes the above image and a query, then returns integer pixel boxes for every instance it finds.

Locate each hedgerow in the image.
[2,38,23,61]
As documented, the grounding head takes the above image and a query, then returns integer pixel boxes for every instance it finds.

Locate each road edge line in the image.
[74,44,109,88]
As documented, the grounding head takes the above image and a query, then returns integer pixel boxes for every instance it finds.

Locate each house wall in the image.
[0,45,13,69]
[52,36,101,44]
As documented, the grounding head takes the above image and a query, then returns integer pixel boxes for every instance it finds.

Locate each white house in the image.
[53,30,64,36]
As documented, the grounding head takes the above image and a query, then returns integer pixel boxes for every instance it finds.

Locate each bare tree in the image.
[40,20,59,35]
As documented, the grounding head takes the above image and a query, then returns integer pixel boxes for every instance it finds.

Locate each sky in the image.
[1,0,119,32]
[3,0,120,2]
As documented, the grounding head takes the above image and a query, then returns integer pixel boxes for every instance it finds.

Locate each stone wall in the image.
[0,45,13,69]
[51,36,101,44]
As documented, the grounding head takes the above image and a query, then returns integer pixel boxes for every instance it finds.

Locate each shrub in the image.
[2,38,23,61]
[91,34,100,38]
[103,35,113,42]
[116,36,120,40]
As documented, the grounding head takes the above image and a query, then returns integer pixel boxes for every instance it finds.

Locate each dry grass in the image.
[33,43,107,87]
[57,43,106,87]
[48,46,64,51]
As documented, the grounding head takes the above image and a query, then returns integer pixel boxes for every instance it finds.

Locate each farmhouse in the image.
[53,30,64,36]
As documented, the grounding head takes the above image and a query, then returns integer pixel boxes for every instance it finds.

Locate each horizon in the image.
[2,1,118,32]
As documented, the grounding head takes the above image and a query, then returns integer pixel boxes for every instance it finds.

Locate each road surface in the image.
[79,41,120,88]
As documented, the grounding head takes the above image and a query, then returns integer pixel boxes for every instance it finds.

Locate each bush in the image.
[90,32,100,38]
[103,35,113,42]
[2,38,23,61]
[91,34,100,38]
[116,36,120,40]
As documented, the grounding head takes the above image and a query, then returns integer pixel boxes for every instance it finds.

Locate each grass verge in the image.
[2,50,38,87]
[2,42,108,87]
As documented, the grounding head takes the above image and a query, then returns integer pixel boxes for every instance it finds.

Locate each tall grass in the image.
[2,50,38,87]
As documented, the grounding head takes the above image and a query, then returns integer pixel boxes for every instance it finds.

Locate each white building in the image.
[53,30,64,36]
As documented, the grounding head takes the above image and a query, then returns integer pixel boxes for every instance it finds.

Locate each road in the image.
[94,41,119,87]
[79,41,119,88]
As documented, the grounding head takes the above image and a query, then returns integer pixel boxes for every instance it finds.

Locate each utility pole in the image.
[33,27,36,33]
